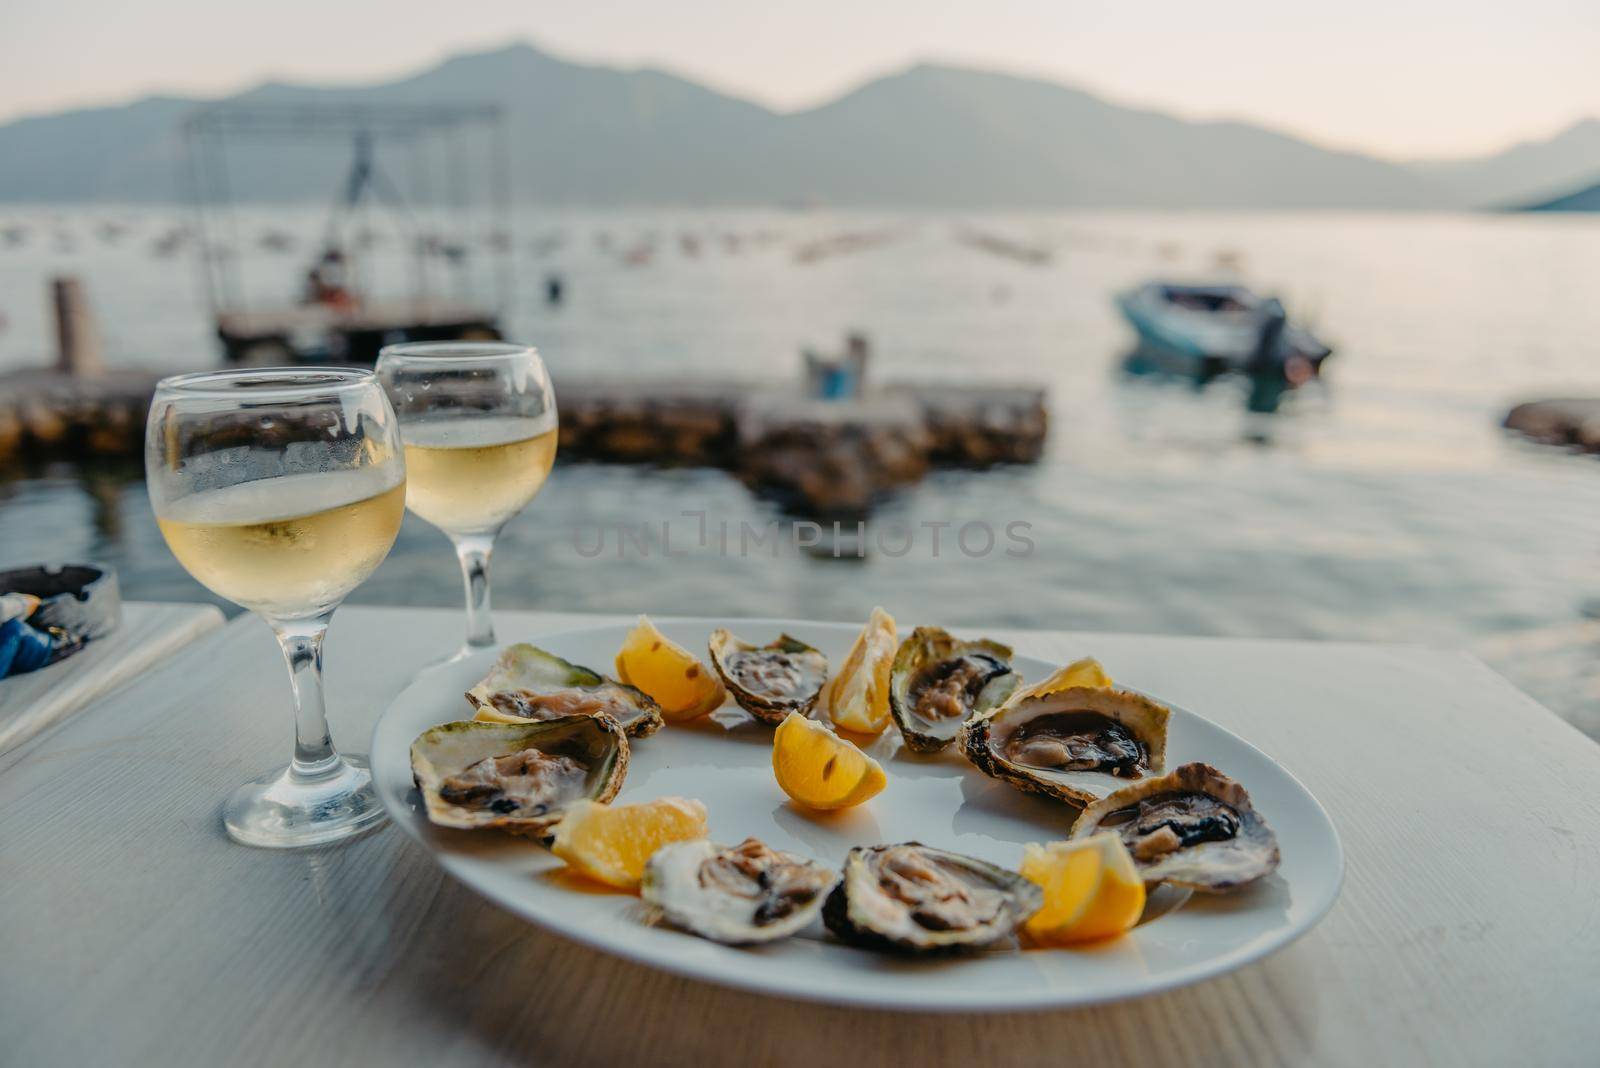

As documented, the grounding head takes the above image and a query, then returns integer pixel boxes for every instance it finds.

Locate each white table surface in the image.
[1,606,1596,1068]
[0,599,223,755]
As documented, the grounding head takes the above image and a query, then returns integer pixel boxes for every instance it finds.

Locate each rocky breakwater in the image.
[556,379,741,466]
[0,369,162,461]
[1,370,1049,516]
[1503,398,1600,454]
[559,378,1048,516]
[734,392,932,516]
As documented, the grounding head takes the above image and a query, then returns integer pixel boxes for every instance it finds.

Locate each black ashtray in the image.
[0,563,122,642]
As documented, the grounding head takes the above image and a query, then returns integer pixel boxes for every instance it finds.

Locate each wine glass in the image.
[146,368,406,848]
[374,342,558,660]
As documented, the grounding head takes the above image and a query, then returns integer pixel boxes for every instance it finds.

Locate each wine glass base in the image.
[407,642,493,684]
[223,754,387,849]
[442,642,485,667]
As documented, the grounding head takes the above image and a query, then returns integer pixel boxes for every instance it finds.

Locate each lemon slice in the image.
[827,606,898,735]
[550,796,709,890]
[1020,832,1146,945]
[1035,656,1113,692]
[615,615,726,721]
[772,711,887,810]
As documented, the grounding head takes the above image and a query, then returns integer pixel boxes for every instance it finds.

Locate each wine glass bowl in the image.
[146,368,406,848]
[375,342,558,658]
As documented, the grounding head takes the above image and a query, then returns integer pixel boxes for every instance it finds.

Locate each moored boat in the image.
[1116,281,1332,386]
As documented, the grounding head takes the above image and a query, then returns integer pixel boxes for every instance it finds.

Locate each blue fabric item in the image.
[0,617,55,677]
[822,367,855,400]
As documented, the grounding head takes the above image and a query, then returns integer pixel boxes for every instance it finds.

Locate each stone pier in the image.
[0,371,1048,515]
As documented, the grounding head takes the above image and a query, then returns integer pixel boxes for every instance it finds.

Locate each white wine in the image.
[401,417,558,535]
[157,469,406,618]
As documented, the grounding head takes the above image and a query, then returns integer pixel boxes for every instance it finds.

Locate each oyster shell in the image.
[888,627,1020,753]
[1071,762,1279,892]
[467,643,664,738]
[961,668,1168,804]
[641,837,838,945]
[410,715,628,837]
[707,629,828,724]
[823,842,1042,953]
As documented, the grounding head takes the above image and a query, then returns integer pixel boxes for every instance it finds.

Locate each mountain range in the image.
[1521,178,1600,212]
[1,41,1596,210]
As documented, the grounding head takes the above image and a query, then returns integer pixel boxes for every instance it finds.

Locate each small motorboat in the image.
[1115,282,1332,387]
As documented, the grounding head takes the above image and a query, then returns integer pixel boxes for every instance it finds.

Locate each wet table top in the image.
[1,606,1596,1067]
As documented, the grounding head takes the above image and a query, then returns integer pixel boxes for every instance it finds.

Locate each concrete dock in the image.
[0,370,1047,516]
[0,368,163,462]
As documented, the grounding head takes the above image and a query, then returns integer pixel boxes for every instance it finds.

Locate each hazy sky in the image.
[6,0,1598,158]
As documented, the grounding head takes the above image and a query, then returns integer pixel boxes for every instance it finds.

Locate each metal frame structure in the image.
[179,103,512,358]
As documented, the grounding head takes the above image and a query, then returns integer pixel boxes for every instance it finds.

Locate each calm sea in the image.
[3,207,1599,736]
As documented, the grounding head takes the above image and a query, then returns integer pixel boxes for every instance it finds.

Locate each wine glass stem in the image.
[453,533,496,651]
[269,613,341,779]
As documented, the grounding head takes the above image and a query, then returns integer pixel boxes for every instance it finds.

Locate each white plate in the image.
[371,618,1342,1012]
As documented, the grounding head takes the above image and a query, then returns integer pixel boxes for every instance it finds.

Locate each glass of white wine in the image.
[374,342,558,660]
[146,368,406,848]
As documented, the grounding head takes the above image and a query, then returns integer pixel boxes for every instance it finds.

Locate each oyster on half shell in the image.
[887,627,1020,753]
[1071,762,1279,892]
[466,643,664,738]
[641,837,839,945]
[707,629,829,724]
[410,715,628,838]
[961,666,1169,805]
[823,842,1042,953]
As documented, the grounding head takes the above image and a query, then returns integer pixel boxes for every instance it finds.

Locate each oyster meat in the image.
[642,837,839,945]
[467,643,663,738]
[961,667,1168,804]
[888,627,1020,753]
[823,843,1042,953]
[707,629,829,724]
[410,715,628,837]
[1071,762,1279,892]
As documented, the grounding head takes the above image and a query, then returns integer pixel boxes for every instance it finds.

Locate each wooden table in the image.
[2,607,1596,1067]
[0,600,223,755]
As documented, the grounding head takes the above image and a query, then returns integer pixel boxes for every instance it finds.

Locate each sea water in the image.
[2,206,1598,735]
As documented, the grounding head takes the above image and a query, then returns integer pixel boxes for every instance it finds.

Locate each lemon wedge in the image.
[615,615,726,721]
[1020,832,1146,945]
[827,606,898,735]
[772,711,886,810]
[1039,656,1113,692]
[550,796,709,890]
